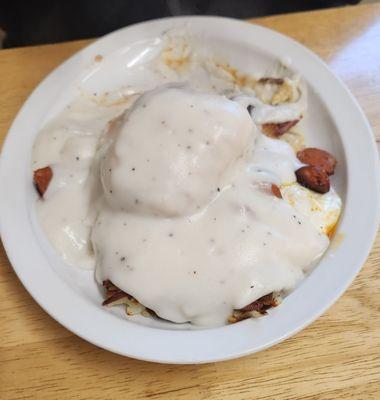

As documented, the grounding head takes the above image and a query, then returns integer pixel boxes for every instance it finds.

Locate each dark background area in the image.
[0,0,360,48]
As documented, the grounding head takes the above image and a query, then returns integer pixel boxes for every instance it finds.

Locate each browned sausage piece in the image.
[102,280,131,306]
[238,293,277,314]
[33,166,53,197]
[296,166,330,194]
[297,147,337,176]
[271,184,282,199]
[258,77,284,85]
[261,119,300,138]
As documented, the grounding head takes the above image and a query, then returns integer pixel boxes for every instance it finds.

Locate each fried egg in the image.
[281,182,341,237]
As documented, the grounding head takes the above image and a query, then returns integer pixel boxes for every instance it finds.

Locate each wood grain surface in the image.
[1,4,379,400]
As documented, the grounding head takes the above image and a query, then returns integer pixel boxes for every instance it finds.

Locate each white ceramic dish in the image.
[0,17,379,364]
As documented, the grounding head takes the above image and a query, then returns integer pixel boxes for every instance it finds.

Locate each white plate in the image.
[0,17,379,364]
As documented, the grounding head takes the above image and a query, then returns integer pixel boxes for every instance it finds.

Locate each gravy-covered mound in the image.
[32,36,341,327]
[92,86,329,326]
[101,86,255,217]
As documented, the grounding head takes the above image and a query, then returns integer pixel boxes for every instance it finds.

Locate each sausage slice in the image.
[295,166,330,194]
[297,147,337,175]
[261,119,300,138]
[258,77,284,85]
[238,293,278,314]
[271,184,282,199]
[33,166,53,197]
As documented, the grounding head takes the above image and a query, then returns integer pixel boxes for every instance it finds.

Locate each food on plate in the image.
[100,86,253,217]
[297,147,337,176]
[33,166,53,196]
[271,184,282,199]
[229,292,280,323]
[295,166,330,194]
[280,183,341,237]
[261,119,300,138]
[32,34,341,326]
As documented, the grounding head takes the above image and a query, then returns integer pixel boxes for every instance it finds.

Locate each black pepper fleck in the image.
[186,145,192,150]
[168,233,174,237]
[120,257,126,262]
[217,187,221,192]
[131,167,135,171]
[76,156,80,161]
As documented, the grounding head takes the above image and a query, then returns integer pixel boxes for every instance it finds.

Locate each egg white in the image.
[281,182,341,237]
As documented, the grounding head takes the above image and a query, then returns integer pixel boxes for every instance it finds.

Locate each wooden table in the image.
[1,4,379,399]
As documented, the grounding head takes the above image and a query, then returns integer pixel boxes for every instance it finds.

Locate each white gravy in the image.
[33,41,331,326]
